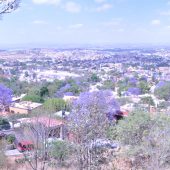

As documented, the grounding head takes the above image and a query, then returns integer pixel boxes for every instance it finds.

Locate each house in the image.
[9,101,43,114]
[18,117,65,139]
[121,103,135,112]
[12,94,26,103]
[120,110,129,117]
[63,95,78,102]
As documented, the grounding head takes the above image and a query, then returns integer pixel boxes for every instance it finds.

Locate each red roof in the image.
[121,111,129,116]
[19,117,64,128]
[31,117,64,127]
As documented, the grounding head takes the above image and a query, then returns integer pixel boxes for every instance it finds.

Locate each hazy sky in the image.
[1,0,170,46]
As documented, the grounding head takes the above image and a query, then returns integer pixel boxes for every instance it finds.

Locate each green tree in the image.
[90,73,100,83]
[22,94,44,103]
[158,101,170,109]
[100,80,115,90]
[141,96,155,110]
[141,97,154,105]
[0,118,9,125]
[154,83,170,101]
[114,111,152,146]
[50,141,72,165]
[138,81,150,94]
[67,84,81,95]
[40,86,49,98]
[47,80,65,97]
[24,71,29,77]
[44,98,68,112]
[6,134,15,144]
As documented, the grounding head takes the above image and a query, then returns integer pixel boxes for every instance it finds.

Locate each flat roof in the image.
[10,101,42,110]
[12,94,27,102]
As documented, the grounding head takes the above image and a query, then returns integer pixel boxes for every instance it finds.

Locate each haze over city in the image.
[1,0,170,47]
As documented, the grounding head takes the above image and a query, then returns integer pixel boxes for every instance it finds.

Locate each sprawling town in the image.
[0,47,170,169]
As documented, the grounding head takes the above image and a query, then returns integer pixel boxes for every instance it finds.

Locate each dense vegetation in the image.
[108,111,170,170]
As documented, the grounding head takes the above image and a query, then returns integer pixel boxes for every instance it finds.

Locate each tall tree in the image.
[68,90,119,169]
[0,0,20,15]
[21,113,63,170]
[44,98,68,112]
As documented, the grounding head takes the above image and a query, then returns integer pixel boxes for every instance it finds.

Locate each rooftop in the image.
[12,94,27,102]
[11,101,42,110]
[18,117,64,127]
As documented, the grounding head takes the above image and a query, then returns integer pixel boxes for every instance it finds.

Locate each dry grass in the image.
[1,155,76,170]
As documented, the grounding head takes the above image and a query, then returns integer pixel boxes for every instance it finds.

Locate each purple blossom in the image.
[75,80,81,85]
[64,92,74,96]
[140,76,147,82]
[126,87,142,96]
[60,84,71,91]
[55,84,71,98]
[128,77,137,86]
[155,81,166,89]
[69,90,120,125]
[0,84,13,112]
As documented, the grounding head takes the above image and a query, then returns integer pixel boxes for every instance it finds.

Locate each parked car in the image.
[15,140,34,152]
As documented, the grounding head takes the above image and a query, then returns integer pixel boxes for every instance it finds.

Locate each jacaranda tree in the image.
[0,84,13,112]
[68,90,120,169]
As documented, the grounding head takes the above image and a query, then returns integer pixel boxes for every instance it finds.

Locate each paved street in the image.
[5,149,22,156]
[0,129,15,135]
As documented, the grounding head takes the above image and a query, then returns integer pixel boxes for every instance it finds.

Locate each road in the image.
[5,149,22,156]
[0,129,15,135]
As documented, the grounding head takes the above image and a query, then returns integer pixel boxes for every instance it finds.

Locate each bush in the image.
[111,111,170,169]
[15,158,26,164]
[115,111,152,146]
[50,140,72,165]
[44,98,68,112]
[6,135,15,144]
[0,118,10,130]
[22,94,44,103]
[154,82,170,101]
[0,118,9,126]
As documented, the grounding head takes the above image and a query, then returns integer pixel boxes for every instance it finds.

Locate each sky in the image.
[1,0,170,47]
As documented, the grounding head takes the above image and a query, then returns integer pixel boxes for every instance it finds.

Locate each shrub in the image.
[115,111,152,146]
[112,111,170,169]
[6,135,15,144]
[0,118,9,126]
[50,141,72,165]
